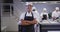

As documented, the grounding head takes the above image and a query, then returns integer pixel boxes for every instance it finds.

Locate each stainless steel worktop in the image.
[40,19,60,25]
[39,19,60,32]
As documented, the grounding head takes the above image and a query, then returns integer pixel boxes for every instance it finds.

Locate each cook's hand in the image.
[32,20,37,24]
[25,20,37,24]
[21,22,31,25]
[52,17,56,20]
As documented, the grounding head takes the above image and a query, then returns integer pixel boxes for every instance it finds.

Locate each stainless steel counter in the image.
[39,19,60,32]
[40,19,60,25]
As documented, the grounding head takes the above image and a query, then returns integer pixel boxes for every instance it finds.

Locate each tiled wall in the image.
[14,2,60,17]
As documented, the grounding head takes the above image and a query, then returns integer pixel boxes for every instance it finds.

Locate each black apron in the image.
[21,12,35,32]
[42,14,47,20]
[56,17,59,19]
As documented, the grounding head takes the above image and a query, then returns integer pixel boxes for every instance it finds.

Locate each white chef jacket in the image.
[18,11,40,25]
[52,11,60,18]
[18,11,40,32]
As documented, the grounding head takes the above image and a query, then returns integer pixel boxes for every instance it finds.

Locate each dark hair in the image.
[33,9,35,11]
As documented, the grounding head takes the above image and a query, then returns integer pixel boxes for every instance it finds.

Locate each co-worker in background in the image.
[52,7,60,21]
[32,6,40,16]
[20,2,39,32]
[40,8,48,20]
[32,6,40,32]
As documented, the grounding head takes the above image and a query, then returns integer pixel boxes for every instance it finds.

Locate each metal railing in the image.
[1,3,13,17]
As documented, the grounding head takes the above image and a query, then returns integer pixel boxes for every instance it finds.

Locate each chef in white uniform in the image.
[40,8,48,20]
[19,2,40,32]
[32,6,40,16]
[52,7,60,20]
[32,6,40,32]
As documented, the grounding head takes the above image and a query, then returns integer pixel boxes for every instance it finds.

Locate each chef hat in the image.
[55,7,59,10]
[32,6,37,12]
[32,6,36,10]
[25,2,33,6]
[43,8,47,12]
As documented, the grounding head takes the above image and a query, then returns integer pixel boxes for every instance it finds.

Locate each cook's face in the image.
[56,9,59,12]
[27,5,32,12]
[43,10,46,13]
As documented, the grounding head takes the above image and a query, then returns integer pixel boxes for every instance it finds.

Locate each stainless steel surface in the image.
[40,19,60,25]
